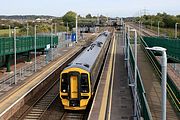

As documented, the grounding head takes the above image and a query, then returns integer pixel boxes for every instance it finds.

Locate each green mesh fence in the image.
[143,37,180,62]
[0,36,58,56]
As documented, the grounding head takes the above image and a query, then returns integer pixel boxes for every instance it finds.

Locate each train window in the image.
[80,73,89,93]
[61,73,69,93]
[97,42,103,47]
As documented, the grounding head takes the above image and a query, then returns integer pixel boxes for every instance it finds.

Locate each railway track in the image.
[18,79,59,120]
[60,112,85,120]
[8,47,85,120]
[40,32,113,120]
[128,23,157,37]
[7,30,113,120]
[39,97,88,120]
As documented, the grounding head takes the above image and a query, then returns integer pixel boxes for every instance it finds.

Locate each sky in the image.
[0,0,180,17]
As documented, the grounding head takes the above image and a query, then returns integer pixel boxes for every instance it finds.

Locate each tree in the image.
[86,14,92,19]
[52,17,64,25]
[162,15,176,28]
[62,11,77,30]
[177,15,180,18]
[57,25,66,32]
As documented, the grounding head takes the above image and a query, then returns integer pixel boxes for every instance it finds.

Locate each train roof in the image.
[66,31,110,72]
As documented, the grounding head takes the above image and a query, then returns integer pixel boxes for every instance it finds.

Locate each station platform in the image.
[88,31,133,120]
[0,33,98,120]
[88,29,179,120]
[137,45,179,120]
[110,31,133,119]
[0,45,82,120]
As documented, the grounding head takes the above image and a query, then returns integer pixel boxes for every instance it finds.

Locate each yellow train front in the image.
[60,31,110,110]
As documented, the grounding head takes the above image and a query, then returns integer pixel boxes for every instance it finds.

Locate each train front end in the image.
[60,67,91,110]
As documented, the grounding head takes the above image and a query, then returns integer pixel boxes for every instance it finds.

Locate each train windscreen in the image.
[80,73,89,93]
[61,73,68,93]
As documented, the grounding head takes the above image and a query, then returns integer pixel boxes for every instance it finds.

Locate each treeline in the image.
[135,12,180,28]
[0,11,107,37]
[0,15,55,20]
[53,11,107,30]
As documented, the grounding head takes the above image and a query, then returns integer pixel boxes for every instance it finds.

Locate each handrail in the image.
[128,40,153,120]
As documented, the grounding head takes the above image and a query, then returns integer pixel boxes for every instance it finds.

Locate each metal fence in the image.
[169,63,180,75]
[0,56,45,91]
[128,42,153,120]
[125,33,153,120]
[143,37,180,62]
[0,36,58,56]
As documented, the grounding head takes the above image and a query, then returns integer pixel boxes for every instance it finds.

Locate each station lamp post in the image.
[9,25,11,37]
[54,23,57,35]
[127,26,130,82]
[151,20,153,30]
[175,23,179,39]
[123,23,127,60]
[158,21,160,37]
[76,14,78,43]
[130,28,138,119]
[146,46,167,120]
[27,22,29,36]
[34,25,38,72]
[141,22,143,31]
[66,22,68,40]
[51,23,54,60]
[123,22,128,61]
[138,21,143,36]
[127,26,138,119]
[14,27,18,84]
[50,23,57,60]
[138,21,141,35]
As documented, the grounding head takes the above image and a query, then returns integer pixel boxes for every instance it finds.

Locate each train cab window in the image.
[61,73,69,93]
[80,73,89,93]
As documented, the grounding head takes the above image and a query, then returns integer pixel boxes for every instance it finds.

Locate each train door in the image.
[70,75,78,99]
[69,72,80,107]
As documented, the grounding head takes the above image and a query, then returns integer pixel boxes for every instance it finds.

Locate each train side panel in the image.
[90,34,111,92]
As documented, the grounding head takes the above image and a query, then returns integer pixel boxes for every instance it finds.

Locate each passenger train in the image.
[59,31,111,110]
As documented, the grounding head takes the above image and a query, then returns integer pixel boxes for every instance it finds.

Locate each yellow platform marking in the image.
[107,33,116,120]
[99,32,116,120]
